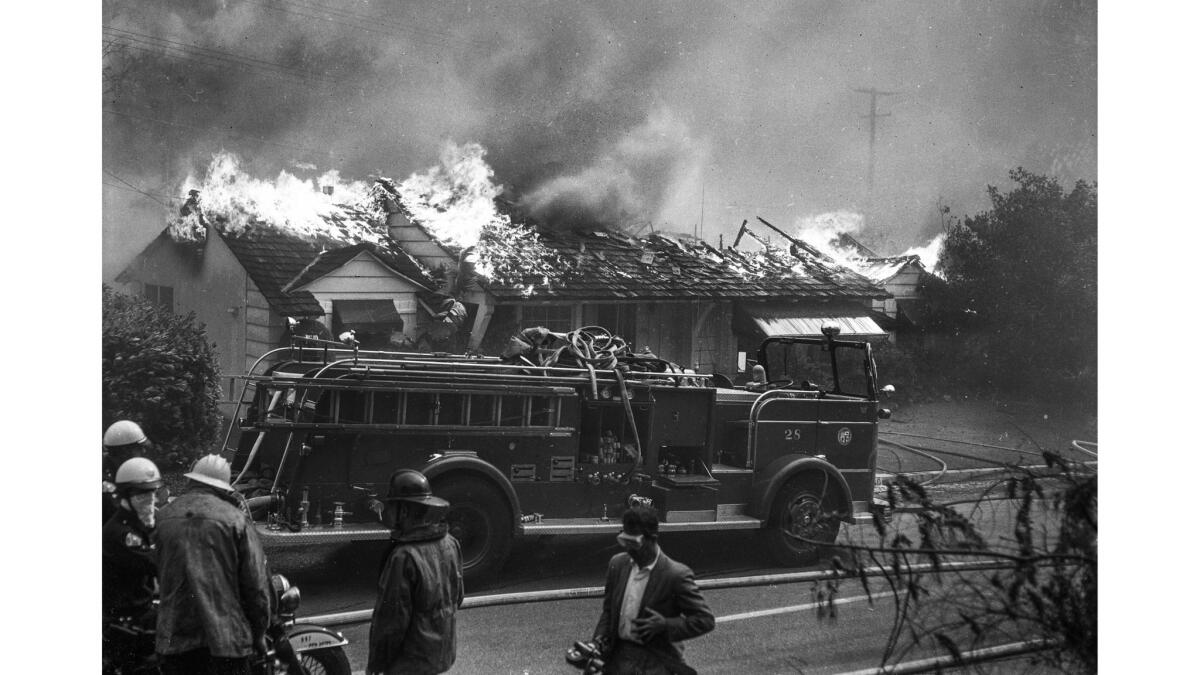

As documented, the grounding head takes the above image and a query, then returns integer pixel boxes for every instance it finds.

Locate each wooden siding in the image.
[387,221,456,274]
[873,267,922,318]
[634,302,694,369]
[118,232,251,404]
[884,268,923,300]
[693,301,736,377]
[298,251,426,340]
[244,284,275,372]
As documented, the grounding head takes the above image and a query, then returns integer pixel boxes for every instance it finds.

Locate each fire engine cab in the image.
[226,324,892,583]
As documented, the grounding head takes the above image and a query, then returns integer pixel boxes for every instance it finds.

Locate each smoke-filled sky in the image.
[102,0,1096,280]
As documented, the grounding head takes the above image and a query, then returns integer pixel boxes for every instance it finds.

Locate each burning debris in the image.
[791,210,945,278]
[166,144,569,296]
[168,151,388,247]
[162,142,890,303]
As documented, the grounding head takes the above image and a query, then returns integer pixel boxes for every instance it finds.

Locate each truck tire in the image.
[763,474,841,566]
[434,476,514,585]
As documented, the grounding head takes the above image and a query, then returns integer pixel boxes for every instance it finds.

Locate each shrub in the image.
[102,285,222,468]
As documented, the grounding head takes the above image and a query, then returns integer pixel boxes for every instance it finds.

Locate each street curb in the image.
[875,460,1097,485]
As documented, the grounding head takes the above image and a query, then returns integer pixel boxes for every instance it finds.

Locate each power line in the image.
[249,0,490,54]
[102,26,339,86]
[103,181,185,205]
[250,0,501,52]
[102,169,179,207]
[104,38,333,89]
[103,26,332,81]
[103,107,331,157]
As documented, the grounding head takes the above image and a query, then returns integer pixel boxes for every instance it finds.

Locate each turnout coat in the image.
[593,549,715,668]
[368,523,465,675]
[154,485,272,658]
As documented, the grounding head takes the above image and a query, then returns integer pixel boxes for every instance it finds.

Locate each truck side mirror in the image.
[877,408,892,420]
[880,384,895,396]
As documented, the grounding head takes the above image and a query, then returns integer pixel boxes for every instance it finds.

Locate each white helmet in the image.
[114,457,163,494]
[104,420,148,449]
[185,454,233,492]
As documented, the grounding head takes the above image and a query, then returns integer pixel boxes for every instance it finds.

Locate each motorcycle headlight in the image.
[278,586,301,615]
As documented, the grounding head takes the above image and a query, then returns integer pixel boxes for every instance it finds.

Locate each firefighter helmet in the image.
[104,420,148,449]
[114,457,163,494]
[185,454,233,492]
[383,469,448,507]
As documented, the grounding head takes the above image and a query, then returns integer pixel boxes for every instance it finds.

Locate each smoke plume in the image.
[103,0,1096,279]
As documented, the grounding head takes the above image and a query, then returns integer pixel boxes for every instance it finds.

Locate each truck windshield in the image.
[762,340,871,397]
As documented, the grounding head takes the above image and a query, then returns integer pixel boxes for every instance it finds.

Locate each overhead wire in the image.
[103,26,335,83]
[102,169,177,208]
[249,0,509,52]
[103,107,330,157]
[102,181,180,206]
[102,27,339,87]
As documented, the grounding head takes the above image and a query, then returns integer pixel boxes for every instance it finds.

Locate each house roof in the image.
[218,227,433,317]
[477,228,887,302]
[854,255,926,284]
[217,227,328,317]
[737,301,890,337]
[281,241,430,293]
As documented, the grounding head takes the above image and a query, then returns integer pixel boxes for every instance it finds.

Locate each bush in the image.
[929,169,1096,409]
[828,455,1097,673]
[102,286,222,468]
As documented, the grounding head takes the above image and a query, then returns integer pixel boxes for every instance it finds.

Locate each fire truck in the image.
[226,324,892,583]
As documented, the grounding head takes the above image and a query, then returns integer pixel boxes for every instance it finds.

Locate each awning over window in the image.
[738,303,888,338]
[333,300,405,331]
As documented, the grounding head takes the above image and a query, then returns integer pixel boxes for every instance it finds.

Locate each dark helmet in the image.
[384,469,449,508]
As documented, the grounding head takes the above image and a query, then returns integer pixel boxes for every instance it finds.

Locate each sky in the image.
[101,0,1097,280]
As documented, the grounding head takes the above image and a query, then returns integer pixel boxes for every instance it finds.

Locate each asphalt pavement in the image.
[271,481,1058,673]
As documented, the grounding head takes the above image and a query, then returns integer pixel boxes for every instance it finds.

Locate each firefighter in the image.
[155,454,272,674]
[103,420,152,523]
[744,364,769,392]
[102,457,163,669]
[368,469,464,675]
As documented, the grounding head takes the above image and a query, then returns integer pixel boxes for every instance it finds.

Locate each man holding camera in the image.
[368,469,464,675]
[591,505,715,675]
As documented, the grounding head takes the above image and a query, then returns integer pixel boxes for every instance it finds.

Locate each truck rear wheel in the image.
[763,475,841,566]
[434,476,513,585]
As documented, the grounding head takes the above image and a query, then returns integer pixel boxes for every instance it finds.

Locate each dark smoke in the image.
[103,0,1096,279]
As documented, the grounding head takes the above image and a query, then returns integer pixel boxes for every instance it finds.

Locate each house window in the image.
[144,284,174,313]
[520,305,574,333]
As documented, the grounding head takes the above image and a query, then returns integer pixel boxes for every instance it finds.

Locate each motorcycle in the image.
[103,573,351,675]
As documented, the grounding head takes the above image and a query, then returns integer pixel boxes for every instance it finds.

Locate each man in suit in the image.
[593,505,715,675]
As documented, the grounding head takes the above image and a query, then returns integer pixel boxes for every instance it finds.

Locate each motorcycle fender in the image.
[287,623,349,653]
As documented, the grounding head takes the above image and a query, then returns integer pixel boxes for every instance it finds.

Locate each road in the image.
[271,481,1061,674]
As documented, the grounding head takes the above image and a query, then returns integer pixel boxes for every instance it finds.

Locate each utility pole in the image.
[853,87,896,191]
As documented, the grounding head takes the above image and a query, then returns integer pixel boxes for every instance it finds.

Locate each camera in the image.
[565,637,607,673]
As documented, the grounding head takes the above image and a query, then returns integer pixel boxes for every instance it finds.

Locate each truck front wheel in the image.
[434,476,513,586]
[763,475,841,566]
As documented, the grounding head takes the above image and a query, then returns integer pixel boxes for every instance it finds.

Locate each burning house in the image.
[116,149,892,412]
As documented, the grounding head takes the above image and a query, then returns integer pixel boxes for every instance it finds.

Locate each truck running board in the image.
[522,514,764,536]
[256,523,391,547]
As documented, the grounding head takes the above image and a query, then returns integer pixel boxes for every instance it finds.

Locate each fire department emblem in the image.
[837,428,852,446]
